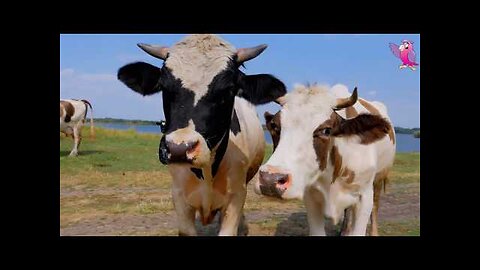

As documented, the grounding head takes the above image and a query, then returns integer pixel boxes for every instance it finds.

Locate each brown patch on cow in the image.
[60,101,75,122]
[264,111,282,150]
[313,113,339,170]
[332,113,390,145]
[358,98,380,116]
[345,106,358,118]
[330,145,342,182]
[330,145,356,184]
[314,136,331,171]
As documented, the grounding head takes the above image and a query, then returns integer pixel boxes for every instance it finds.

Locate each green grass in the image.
[60,127,420,236]
[60,127,167,174]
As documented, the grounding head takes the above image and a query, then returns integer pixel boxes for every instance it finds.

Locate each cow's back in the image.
[60,99,88,131]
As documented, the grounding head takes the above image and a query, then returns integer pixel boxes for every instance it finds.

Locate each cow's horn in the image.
[137,43,169,60]
[333,87,358,110]
[236,44,268,63]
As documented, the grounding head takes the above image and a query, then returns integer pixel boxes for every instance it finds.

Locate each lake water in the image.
[95,123,420,153]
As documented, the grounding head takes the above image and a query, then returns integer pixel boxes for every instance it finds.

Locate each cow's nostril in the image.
[166,140,200,164]
[186,140,200,152]
[278,177,287,185]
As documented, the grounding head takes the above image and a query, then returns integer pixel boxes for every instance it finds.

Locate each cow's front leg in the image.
[349,187,374,236]
[172,188,197,236]
[304,187,326,236]
[69,127,81,157]
[218,185,247,236]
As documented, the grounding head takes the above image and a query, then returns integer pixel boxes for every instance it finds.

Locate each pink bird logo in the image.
[389,40,419,71]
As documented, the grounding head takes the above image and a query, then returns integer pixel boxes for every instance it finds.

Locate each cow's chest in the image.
[183,167,229,211]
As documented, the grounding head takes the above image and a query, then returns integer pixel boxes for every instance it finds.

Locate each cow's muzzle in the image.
[160,139,200,164]
[258,170,291,198]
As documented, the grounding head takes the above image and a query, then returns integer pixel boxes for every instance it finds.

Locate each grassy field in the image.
[60,127,420,236]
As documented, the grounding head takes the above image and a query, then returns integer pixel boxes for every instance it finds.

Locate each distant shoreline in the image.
[93,117,420,135]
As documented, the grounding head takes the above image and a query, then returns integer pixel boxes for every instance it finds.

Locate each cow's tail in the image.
[81,99,95,139]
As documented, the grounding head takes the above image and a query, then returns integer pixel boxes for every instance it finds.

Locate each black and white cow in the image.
[117,34,286,236]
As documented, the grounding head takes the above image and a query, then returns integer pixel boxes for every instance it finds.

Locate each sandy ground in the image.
[60,180,419,236]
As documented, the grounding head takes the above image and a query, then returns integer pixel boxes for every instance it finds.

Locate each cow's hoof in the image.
[69,152,78,157]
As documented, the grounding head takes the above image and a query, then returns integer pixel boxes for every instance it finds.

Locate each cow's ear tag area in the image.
[191,168,204,180]
[156,120,167,133]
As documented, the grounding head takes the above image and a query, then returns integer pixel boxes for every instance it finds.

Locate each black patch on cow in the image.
[211,131,230,178]
[160,63,238,151]
[158,135,169,164]
[237,73,287,105]
[190,168,204,180]
[117,62,162,96]
[230,109,241,135]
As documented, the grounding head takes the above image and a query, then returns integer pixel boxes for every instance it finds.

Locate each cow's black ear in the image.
[237,74,287,105]
[118,62,162,96]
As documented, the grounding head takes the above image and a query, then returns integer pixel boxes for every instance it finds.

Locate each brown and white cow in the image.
[60,99,95,157]
[117,34,286,236]
[263,84,395,236]
[256,84,396,236]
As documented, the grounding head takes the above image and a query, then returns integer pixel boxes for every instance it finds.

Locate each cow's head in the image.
[118,35,286,175]
[256,84,392,204]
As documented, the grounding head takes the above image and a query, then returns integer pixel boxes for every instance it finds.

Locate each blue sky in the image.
[60,34,420,128]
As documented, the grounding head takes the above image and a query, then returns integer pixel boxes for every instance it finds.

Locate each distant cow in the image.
[256,84,396,236]
[60,99,95,156]
[262,84,395,236]
[117,34,286,236]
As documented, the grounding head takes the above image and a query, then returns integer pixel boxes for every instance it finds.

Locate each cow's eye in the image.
[314,127,331,138]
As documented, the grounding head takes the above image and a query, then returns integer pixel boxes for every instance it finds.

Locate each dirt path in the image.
[60,181,419,236]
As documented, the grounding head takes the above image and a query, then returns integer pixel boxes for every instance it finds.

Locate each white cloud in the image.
[60,69,120,98]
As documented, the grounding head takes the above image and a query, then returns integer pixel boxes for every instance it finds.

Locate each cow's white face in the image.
[257,84,339,200]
